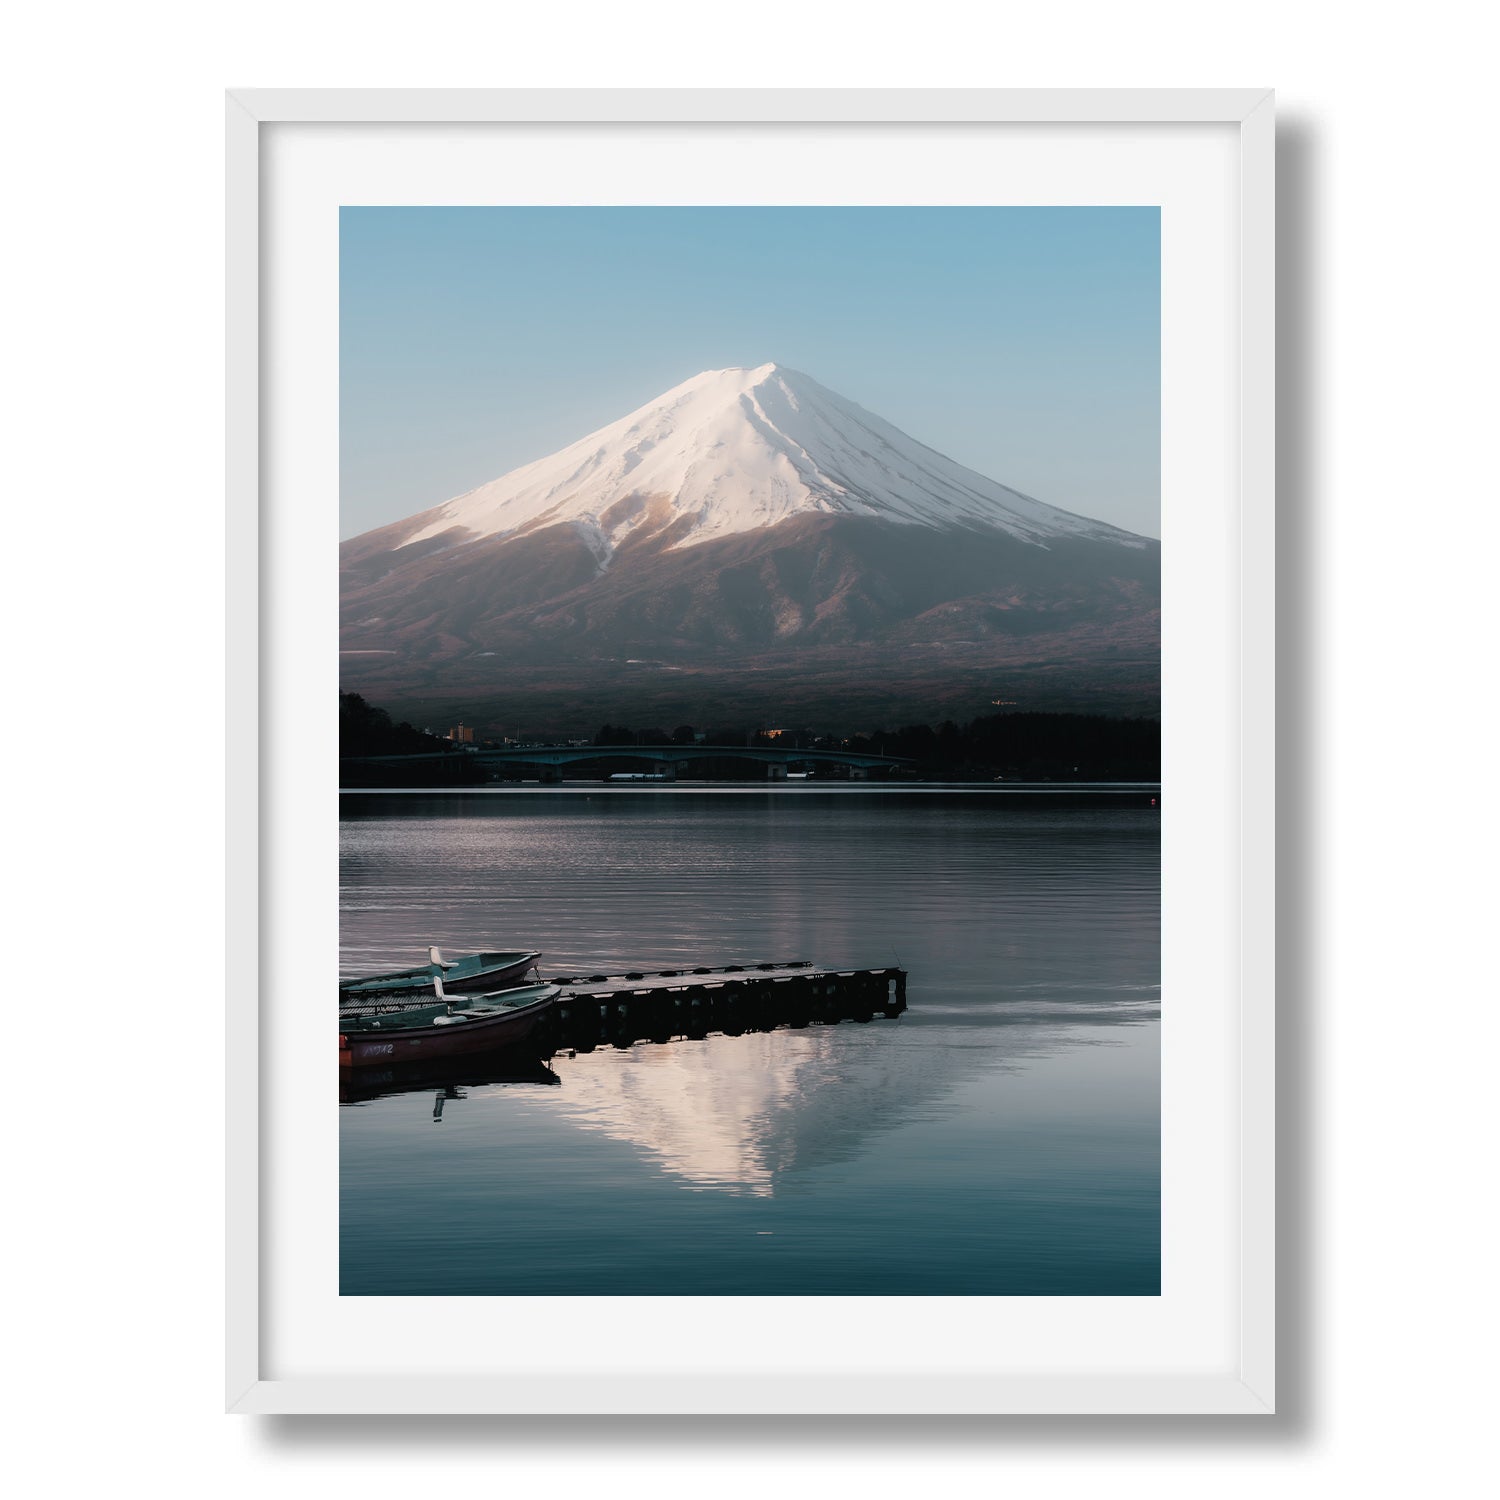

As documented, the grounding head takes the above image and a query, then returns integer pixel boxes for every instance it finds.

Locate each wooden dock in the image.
[545,959,907,1051]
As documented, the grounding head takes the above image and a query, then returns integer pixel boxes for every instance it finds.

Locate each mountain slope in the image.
[341,365,1159,730]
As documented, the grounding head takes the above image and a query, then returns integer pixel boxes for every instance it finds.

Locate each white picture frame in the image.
[227,87,1274,1416]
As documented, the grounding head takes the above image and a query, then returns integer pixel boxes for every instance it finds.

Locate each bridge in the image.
[342,743,915,783]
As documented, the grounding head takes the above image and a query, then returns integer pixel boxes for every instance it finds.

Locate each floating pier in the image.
[546,959,907,1051]
[338,959,908,1100]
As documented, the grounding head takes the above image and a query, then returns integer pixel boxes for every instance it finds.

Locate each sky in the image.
[340,207,1159,540]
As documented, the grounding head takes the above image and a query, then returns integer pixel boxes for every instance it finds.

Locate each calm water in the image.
[340,790,1159,1295]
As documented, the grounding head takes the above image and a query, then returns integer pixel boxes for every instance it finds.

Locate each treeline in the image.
[339,695,1157,781]
[594,724,708,746]
[340,692,450,756]
[339,693,489,785]
[846,712,1159,779]
[592,712,1159,779]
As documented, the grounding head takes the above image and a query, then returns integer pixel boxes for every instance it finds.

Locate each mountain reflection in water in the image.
[524,1026,913,1197]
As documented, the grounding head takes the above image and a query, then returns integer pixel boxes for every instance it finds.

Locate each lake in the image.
[340,789,1159,1296]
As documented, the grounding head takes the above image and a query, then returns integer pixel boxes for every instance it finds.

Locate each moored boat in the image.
[339,946,541,999]
[339,974,559,1069]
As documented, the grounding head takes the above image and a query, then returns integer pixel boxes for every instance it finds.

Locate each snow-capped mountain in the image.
[341,365,1159,730]
[386,363,1146,562]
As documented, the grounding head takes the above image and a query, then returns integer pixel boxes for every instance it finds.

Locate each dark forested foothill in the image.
[844,712,1160,781]
[340,691,449,755]
[339,692,488,785]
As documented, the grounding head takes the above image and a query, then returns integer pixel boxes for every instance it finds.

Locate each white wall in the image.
[6,4,1494,1496]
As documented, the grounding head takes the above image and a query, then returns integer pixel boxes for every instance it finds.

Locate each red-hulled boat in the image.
[339,974,558,1069]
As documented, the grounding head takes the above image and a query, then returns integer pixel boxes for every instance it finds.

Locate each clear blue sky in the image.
[341,207,1159,540]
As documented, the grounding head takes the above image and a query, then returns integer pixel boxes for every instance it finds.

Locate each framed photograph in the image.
[228,88,1274,1415]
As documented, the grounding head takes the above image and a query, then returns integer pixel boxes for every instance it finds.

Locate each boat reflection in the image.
[339,1050,560,1104]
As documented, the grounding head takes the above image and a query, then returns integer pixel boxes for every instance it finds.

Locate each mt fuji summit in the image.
[340,365,1159,730]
